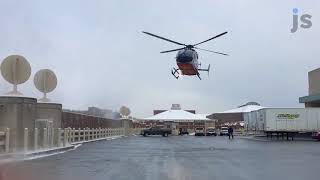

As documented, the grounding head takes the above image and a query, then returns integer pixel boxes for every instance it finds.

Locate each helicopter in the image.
[143,31,228,80]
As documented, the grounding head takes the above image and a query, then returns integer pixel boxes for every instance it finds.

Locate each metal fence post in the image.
[24,128,28,152]
[34,128,38,150]
[5,128,10,153]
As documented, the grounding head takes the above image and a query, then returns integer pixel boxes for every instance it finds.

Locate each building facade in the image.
[141,104,214,135]
[299,68,320,107]
[207,102,263,129]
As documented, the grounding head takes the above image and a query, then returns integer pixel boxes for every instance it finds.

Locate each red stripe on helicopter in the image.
[177,63,197,75]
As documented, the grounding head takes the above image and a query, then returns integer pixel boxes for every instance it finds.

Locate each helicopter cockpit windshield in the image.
[176,49,194,63]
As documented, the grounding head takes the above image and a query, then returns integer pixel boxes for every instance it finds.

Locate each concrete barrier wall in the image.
[36,103,62,128]
[0,96,37,152]
[0,96,139,154]
[62,111,122,129]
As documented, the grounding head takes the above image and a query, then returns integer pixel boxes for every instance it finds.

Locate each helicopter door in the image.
[193,53,199,68]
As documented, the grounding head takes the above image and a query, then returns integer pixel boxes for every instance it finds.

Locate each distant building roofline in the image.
[299,93,320,103]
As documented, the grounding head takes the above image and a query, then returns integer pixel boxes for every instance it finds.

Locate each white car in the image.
[195,127,205,136]
[206,127,217,136]
[219,127,229,136]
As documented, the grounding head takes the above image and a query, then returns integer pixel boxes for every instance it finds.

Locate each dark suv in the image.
[141,127,172,137]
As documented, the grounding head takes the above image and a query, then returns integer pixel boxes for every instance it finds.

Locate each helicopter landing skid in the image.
[171,68,179,79]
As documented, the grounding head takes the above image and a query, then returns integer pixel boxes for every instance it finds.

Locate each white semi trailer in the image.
[244,108,320,133]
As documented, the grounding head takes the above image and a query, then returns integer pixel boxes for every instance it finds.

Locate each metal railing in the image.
[0,127,143,154]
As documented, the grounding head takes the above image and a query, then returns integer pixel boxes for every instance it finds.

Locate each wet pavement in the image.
[1,135,320,180]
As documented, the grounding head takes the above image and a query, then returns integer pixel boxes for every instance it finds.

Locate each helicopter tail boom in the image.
[198,64,211,76]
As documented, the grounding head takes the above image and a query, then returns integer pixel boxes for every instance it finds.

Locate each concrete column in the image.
[43,128,48,149]
[36,103,62,129]
[63,128,68,147]
[87,128,90,140]
[51,128,54,147]
[0,97,37,152]
[78,128,81,141]
[34,128,38,150]
[82,129,85,141]
[57,128,61,147]
[5,128,10,153]
[72,128,75,142]
[84,128,87,141]
[123,120,130,136]
[82,128,85,141]
[24,128,28,152]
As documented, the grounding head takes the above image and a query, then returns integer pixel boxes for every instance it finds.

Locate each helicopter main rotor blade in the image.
[142,31,186,46]
[195,47,229,56]
[193,32,228,46]
[160,47,185,53]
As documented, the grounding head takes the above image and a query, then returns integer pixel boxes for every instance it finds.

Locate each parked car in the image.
[141,127,172,137]
[195,127,205,136]
[312,132,320,141]
[179,128,189,135]
[219,127,229,136]
[206,127,217,136]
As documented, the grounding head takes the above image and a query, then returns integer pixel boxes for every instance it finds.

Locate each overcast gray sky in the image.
[0,0,319,117]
